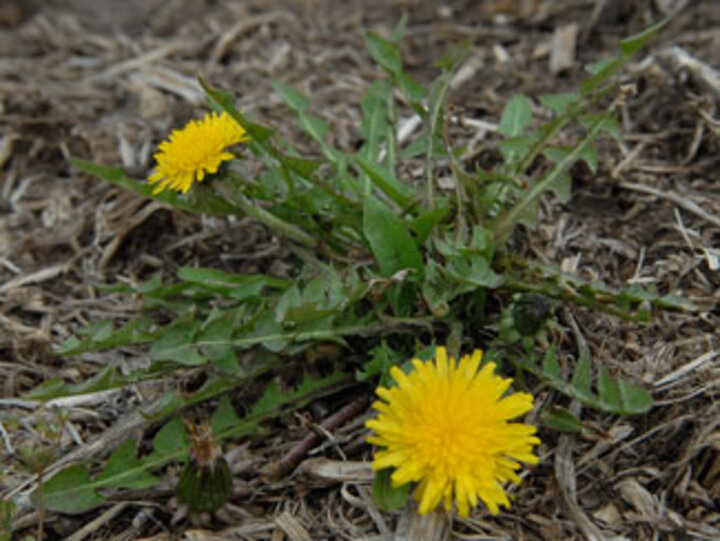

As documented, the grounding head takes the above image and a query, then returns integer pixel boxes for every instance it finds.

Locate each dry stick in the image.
[65,503,129,541]
[555,313,605,541]
[657,46,720,101]
[619,181,720,229]
[208,11,293,65]
[268,395,370,479]
[36,466,45,541]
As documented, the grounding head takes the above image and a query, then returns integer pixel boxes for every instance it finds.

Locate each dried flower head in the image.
[148,111,248,194]
[177,419,231,514]
[366,346,540,517]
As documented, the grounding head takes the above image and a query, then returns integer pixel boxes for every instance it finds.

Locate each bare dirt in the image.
[1,0,719,539]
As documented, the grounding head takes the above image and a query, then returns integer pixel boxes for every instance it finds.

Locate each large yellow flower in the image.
[148,111,249,194]
[366,347,539,518]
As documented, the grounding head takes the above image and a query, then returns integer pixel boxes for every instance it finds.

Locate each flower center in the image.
[417,394,484,475]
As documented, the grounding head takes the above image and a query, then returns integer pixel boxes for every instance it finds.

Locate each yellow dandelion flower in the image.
[366,346,540,518]
[148,111,249,194]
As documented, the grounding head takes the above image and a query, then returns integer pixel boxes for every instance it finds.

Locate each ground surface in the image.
[1,0,719,539]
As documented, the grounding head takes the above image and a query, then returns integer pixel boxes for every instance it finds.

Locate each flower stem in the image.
[214,179,317,248]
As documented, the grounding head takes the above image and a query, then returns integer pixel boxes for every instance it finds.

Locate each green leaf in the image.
[499,94,533,137]
[513,196,540,230]
[401,133,444,159]
[407,206,448,245]
[514,350,653,415]
[658,294,696,312]
[212,395,241,436]
[434,40,472,72]
[177,267,289,299]
[301,115,331,143]
[544,145,598,174]
[493,110,614,239]
[618,379,653,415]
[38,464,106,515]
[425,69,454,166]
[548,171,572,204]
[71,158,237,215]
[582,22,665,95]
[199,78,274,143]
[357,341,403,385]
[151,418,189,459]
[96,440,158,490]
[571,355,592,397]
[151,320,205,365]
[397,72,427,107]
[598,365,621,407]
[55,316,156,356]
[250,371,348,418]
[360,80,392,161]
[365,32,402,74]
[585,56,618,75]
[579,112,621,140]
[539,92,580,115]
[272,82,310,111]
[1,498,14,539]
[201,78,327,185]
[500,134,539,166]
[24,362,180,402]
[620,21,666,54]
[372,468,411,512]
[197,315,239,374]
[542,407,582,433]
[356,157,414,209]
[541,346,562,381]
[390,12,408,42]
[421,261,451,317]
[277,154,323,178]
[363,195,423,277]
[446,254,503,289]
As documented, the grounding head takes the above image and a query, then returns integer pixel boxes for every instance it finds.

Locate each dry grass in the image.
[1,0,719,538]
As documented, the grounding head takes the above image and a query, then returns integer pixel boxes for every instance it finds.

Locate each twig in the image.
[654,350,719,389]
[267,395,370,479]
[619,181,720,229]
[556,423,605,540]
[657,46,720,101]
[0,262,69,294]
[0,421,14,455]
[208,12,293,65]
[88,42,186,82]
[65,503,129,541]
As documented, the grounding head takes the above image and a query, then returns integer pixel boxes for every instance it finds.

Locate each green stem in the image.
[215,180,317,248]
[492,111,614,245]
[425,77,453,207]
[514,81,618,176]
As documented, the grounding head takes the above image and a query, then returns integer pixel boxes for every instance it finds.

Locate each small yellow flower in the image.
[366,347,539,518]
[148,111,249,194]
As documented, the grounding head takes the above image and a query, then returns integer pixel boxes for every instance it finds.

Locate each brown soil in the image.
[1,0,719,539]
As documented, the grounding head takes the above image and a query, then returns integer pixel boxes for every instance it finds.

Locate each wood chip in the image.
[550,23,579,74]
[0,262,69,294]
[274,512,313,541]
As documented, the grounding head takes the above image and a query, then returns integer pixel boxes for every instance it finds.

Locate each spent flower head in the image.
[148,111,248,194]
[366,346,540,517]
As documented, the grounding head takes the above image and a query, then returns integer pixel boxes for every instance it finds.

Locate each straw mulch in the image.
[1,0,719,538]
